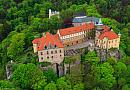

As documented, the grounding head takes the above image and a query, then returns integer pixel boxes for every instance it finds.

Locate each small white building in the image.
[49,9,59,19]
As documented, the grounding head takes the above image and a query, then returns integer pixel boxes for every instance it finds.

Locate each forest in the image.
[0,0,130,90]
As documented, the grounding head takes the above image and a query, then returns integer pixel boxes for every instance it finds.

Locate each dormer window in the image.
[54,45,57,48]
[44,45,47,49]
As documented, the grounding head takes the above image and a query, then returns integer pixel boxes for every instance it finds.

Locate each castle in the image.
[32,17,121,65]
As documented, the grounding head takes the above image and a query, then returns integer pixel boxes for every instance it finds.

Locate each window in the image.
[51,56,53,59]
[47,56,49,59]
[54,45,57,48]
[41,57,43,60]
[44,45,47,49]
[41,52,43,55]
[51,51,53,54]
[59,50,62,53]
[60,55,62,57]
[55,50,57,54]
[47,51,49,54]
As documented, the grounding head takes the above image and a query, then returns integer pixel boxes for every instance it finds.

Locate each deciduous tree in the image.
[12,63,46,89]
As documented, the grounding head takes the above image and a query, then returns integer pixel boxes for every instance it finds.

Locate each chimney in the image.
[109,27,113,31]
[49,9,51,18]
[42,32,45,36]
[118,32,121,37]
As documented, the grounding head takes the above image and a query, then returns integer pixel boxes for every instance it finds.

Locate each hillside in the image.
[0,0,130,90]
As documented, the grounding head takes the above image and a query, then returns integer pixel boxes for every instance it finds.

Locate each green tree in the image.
[66,64,83,87]
[56,77,72,90]
[102,18,120,33]
[6,6,18,20]
[36,8,46,18]
[73,83,84,90]
[42,18,51,32]
[122,56,130,66]
[107,57,117,66]
[114,62,127,89]
[127,5,130,20]
[86,4,101,17]
[96,62,116,89]
[85,62,116,90]
[95,0,108,16]
[44,82,57,90]
[60,8,74,20]
[0,24,4,40]
[85,51,100,64]
[49,16,62,34]
[44,68,58,83]
[7,33,25,60]
[0,80,17,89]
[122,84,130,90]
[12,63,46,89]
[30,17,42,31]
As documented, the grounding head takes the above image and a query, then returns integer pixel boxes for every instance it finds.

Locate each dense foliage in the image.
[0,0,130,90]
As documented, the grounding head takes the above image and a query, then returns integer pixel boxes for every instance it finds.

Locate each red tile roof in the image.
[98,31,119,40]
[101,25,110,32]
[59,23,95,36]
[32,32,64,51]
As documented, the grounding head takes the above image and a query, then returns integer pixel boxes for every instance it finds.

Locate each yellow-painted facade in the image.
[96,36,120,49]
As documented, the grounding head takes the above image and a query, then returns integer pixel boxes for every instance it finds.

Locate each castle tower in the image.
[49,9,60,19]
[95,18,103,26]
[49,9,52,19]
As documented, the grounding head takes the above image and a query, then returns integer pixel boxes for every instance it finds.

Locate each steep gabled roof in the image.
[32,32,63,51]
[98,31,119,40]
[59,23,95,36]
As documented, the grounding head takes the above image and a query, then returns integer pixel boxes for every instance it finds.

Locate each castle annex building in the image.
[57,23,95,47]
[32,32,64,64]
[96,30,121,49]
